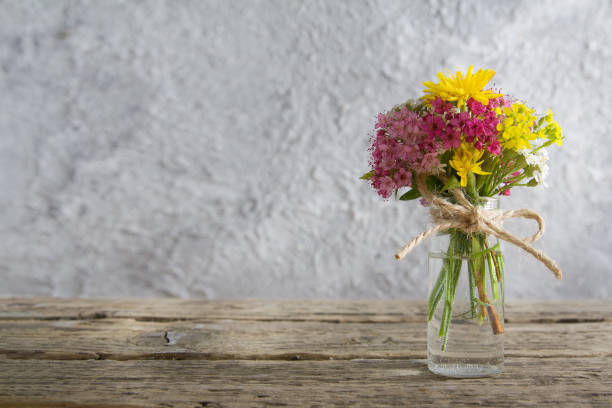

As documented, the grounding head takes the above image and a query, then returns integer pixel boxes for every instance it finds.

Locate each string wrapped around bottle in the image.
[395,174,562,280]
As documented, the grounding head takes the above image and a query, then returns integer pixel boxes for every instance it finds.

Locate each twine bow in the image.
[395,175,562,280]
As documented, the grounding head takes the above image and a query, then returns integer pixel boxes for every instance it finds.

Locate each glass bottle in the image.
[427,197,505,377]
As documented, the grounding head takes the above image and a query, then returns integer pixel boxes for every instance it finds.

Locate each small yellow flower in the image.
[450,144,491,187]
[541,109,563,146]
[496,103,540,151]
[422,65,503,108]
[545,109,554,123]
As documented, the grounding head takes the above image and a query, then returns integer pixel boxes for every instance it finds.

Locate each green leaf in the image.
[527,178,539,187]
[360,170,374,180]
[426,175,441,194]
[399,188,421,201]
[502,149,518,163]
[523,165,535,177]
[514,155,527,169]
[442,176,461,191]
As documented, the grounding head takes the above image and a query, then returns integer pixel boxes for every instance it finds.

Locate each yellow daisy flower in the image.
[450,143,491,187]
[422,65,503,108]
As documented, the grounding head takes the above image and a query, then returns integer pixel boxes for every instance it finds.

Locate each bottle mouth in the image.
[472,197,500,210]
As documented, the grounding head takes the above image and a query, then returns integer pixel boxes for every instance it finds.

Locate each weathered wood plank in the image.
[0,300,610,407]
[0,298,425,322]
[0,318,610,360]
[0,357,610,407]
[0,402,141,408]
[1,298,611,323]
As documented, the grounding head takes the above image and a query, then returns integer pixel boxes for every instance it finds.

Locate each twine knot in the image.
[469,206,485,232]
[394,174,562,280]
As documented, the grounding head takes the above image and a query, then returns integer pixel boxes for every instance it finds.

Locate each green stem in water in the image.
[468,259,477,318]
[470,235,486,324]
[439,230,464,350]
[496,252,506,316]
[485,238,499,302]
[434,230,505,350]
[427,263,447,322]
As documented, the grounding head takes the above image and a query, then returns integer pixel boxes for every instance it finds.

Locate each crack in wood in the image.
[2,314,606,324]
[197,402,223,408]
[503,317,608,324]
[0,400,142,408]
[555,318,606,323]
[3,349,609,362]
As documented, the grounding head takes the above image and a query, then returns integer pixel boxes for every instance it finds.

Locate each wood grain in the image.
[0,298,611,407]
[0,318,610,360]
[1,357,611,407]
[1,298,611,323]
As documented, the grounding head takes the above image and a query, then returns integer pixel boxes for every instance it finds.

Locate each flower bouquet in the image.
[361,66,563,377]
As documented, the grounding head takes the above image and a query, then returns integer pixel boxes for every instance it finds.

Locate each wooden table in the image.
[0,298,611,407]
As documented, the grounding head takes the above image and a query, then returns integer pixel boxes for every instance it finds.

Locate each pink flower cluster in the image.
[463,97,505,155]
[368,97,509,199]
[369,106,440,198]
[426,97,504,155]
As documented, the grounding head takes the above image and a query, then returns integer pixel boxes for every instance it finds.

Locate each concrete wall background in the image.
[1,0,610,299]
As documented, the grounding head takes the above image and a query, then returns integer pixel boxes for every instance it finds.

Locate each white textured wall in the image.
[1,0,610,299]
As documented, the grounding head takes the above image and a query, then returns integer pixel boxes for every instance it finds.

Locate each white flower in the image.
[520,149,537,166]
[534,163,549,188]
[521,149,549,187]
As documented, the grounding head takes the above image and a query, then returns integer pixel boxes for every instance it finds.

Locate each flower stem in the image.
[484,239,499,302]
[435,230,504,351]
[439,230,463,350]
[472,234,504,335]
[428,264,447,322]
